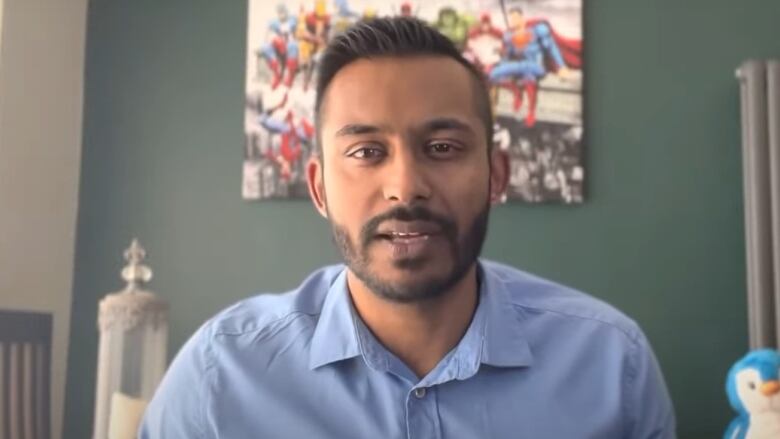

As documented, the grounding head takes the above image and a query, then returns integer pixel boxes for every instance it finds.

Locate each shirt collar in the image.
[420,262,534,386]
[308,261,534,373]
[308,268,362,370]
[477,261,534,368]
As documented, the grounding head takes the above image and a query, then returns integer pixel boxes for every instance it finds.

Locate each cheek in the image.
[431,169,490,231]
[323,165,377,225]
[435,162,491,201]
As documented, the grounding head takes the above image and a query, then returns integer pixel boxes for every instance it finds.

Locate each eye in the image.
[426,141,460,157]
[749,381,756,390]
[347,146,386,160]
[430,142,451,153]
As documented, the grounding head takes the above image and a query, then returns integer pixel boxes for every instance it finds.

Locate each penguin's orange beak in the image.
[761,380,780,396]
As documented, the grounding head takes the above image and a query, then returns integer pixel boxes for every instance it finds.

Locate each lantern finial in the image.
[121,238,153,291]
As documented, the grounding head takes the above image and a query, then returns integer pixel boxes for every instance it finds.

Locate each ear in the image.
[488,148,509,205]
[306,155,328,218]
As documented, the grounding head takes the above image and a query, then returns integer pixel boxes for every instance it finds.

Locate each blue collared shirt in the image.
[140,260,675,438]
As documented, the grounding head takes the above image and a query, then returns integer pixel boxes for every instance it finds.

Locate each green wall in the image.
[64,1,780,437]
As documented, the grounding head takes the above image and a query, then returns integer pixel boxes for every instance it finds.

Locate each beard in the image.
[329,203,490,303]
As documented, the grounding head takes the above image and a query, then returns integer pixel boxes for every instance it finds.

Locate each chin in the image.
[383,255,452,276]
[358,259,465,303]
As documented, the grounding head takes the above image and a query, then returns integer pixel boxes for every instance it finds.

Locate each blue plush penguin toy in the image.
[725,349,780,438]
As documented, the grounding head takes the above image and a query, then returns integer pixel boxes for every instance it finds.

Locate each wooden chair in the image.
[0,310,52,439]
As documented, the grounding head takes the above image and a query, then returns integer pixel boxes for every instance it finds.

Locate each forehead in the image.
[319,56,481,138]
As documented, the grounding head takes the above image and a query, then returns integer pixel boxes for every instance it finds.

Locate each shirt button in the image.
[414,387,427,399]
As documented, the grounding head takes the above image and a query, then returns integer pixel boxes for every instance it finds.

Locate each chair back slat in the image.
[0,310,52,439]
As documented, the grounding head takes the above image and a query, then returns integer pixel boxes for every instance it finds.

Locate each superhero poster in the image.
[243,0,584,203]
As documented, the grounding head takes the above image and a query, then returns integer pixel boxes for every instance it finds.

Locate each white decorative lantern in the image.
[92,239,168,439]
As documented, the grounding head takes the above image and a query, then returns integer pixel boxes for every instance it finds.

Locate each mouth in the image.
[373,222,443,260]
[374,220,442,241]
[376,231,435,243]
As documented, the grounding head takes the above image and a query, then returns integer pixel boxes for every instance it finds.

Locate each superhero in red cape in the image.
[488,7,582,127]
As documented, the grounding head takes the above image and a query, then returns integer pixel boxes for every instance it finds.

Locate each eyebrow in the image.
[334,124,383,137]
[422,117,474,134]
[334,118,474,138]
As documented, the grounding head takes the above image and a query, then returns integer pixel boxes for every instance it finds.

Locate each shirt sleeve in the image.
[624,332,677,439]
[138,323,213,439]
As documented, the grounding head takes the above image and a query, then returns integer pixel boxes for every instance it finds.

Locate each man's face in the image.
[309,56,507,303]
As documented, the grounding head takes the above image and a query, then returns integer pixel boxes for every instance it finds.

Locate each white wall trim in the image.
[0,1,88,438]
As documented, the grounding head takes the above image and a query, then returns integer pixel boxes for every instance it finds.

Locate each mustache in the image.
[360,206,457,248]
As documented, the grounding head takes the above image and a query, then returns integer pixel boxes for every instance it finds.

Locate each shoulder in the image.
[140,265,346,437]
[529,20,554,37]
[204,264,345,338]
[482,259,642,342]
[481,261,675,435]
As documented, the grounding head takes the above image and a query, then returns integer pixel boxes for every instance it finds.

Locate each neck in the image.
[347,264,480,379]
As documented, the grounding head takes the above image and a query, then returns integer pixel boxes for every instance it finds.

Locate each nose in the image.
[382,144,432,204]
[761,380,780,396]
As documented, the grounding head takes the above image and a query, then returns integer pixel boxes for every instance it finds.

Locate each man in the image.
[140,17,675,438]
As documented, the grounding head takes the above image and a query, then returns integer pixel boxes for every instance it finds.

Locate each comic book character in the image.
[463,13,504,74]
[393,2,418,17]
[332,0,359,34]
[334,0,358,18]
[489,7,581,127]
[258,4,300,90]
[361,6,378,21]
[258,88,315,181]
[297,0,331,91]
[432,7,475,50]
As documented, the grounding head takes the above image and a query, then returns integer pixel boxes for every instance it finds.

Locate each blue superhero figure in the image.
[334,0,358,19]
[724,349,780,438]
[489,7,581,127]
[332,0,358,35]
[257,4,299,89]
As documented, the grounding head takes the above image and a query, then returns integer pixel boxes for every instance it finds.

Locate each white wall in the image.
[0,1,87,438]
[0,0,4,55]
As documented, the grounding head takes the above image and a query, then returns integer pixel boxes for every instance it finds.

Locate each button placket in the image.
[406,386,441,439]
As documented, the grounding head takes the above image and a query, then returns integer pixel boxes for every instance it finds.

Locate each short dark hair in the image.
[314,17,493,152]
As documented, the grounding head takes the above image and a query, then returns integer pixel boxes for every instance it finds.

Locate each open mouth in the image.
[377,232,433,242]
[375,220,442,241]
[372,222,445,260]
